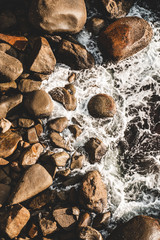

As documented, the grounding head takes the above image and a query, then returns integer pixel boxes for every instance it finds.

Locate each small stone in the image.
[0,118,12,133]
[51,151,70,167]
[27,127,39,144]
[0,82,17,92]
[18,79,41,93]
[79,226,103,240]
[71,207,80,218]
[18,118,35,128]
[87,17,105,35]
[35,123,43,136]
[68,124,83,139]
[78,213,91,228]
[68,73,76,83]
[50,132,70,151]
[0,184,11,207]
[28,223,38,238]
[40,218,58,236]
[0,158,9,165]
[70,152,85,169]
[57,168,71,178]
[93,212,111,229]
[48,117,68,133]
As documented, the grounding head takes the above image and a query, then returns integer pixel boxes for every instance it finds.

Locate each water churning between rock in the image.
[41,3,160,238]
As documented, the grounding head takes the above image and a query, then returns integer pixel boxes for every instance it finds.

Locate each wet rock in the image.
[69,125,83,139]
[0,33,28,51]
[27,127,39,144]
[29,37,56,74]
[57,168,71,178]
[51,151,70,167]
[35,123,43,136]
[0,10,16,31]
[50,132,70,151]
[0,130,22,158]
[88,94,116,118]
[0,51,23,83]
[68,73,76,83]
[0,118,12,133]
[79,170,107,213]
[40,218,58,236]
[32,73,50,81]
[10,164,53,205]
[0,158,9,165]
[20,143,43,168]
[85,138,107,164]
[29,0,87,34]
[87,17,105,35]
[0,81,17,92]
[0,43,17,58]
[18,118,35,128]
[18,79,41,93]
[99,17,153,62]
[0,184,11,207]
[70,152,85,169]
[48,117,68,133]
[78,213,91,228]
[107,215,160,240]
[79,226,103,240]
[93,212,111,229]
[53,207,78,231]
[28,223,38,238]
[0,204,30,239]
[24,90,54,118]
[58,39,95,70]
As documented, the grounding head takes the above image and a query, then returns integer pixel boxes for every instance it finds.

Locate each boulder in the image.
[29,0,87,34]
[79,170,107,213]
[48,117,68,133]
[79,226,103,240]
[107,215,160,240]
[0,118,12,133]
[99,17,153,62]
[0,33,28,51]
[0,43,17,58]
[0,184,11,207]
[50,132,70,151]
[40,218,58,236]
[10,164,53,205]
[88,94,116,118]
[18,79,41,93]
[51,151,70,167]
[24,90,54,118]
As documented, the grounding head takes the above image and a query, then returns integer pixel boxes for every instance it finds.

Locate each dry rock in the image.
[0,33,28,51]
[0,43,17,58]
[48,117,68,133]
[27,127,39,144]
[50,132,70,151]
[18,118,35,128]
[40,218,58,236]
[69,124,83,139]
[51,151,70,167]
[0,118,12,133]
[79,226,103,240]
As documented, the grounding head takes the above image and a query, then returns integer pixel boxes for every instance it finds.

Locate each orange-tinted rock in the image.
[0,43,17,58]
[0,158,9,165]
[0,33,28,51]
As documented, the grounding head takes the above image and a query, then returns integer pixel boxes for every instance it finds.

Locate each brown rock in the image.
[35,123,43,136]
[107,215,160,240]
[10,164,53,205]
[50,132,70,151]
[29,0,87,34]
[0,43,17,58]
[18,118,35,128]
[28,223,38,238]
[69,124,83,139]
[0,118,12,133]
[29,37,56,74]
[51,151,70,167]
[0,33,28,51]
[57,168,71,178]
[79,170,107,213]
[24,90,54,118]
[78,213,91,228]
[88,94,116,118]
[68,73,76,83]
[99,17,153,62]
[48,117,68,133]
[79,226,103,240]
[0,130,22,158]
[32,73,50,81]
[0,184,11,207]
[18,79,41,93]
[0,81,17,92]
[70,152,85,169]
[93,212,111,229]
[40,218,58,236]
[85,138,107,164]
[0,158,9,165]
[27,127,39,144]
[87,17,105,35]
[0,10,16,31]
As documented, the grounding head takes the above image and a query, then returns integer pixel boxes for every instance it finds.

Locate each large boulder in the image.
[29,0,87,34]
[99,17,153,62]
[107,215,160,240]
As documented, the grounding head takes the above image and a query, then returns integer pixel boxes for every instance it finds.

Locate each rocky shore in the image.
[0,0,160,239]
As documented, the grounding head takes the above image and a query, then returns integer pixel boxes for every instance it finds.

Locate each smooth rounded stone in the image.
[85,137,107,164]
[58,39,95,70]
[27,127,39,144]
[9,164,53,205]
[0,43,17,58]
[107,215,160,240]
[70,152,85,170]
[0,204,30,239]
[0,130,22,158]
[29,0,87,34]
[40,218,58,236]
[69,124,83,139]
[88,94,116,118]
[18,79,41,93]
[29,37,56,74]
[0,184,11,207]
[51,151,70,167]
[0,81,17,92]
[79,170,107,213]
[18,118,35,128]
[0,51,23,82]
[0,118,12,133]
[0,158,9,165]
[0,33,28,51]
[93,212,111,229]
[24,90,54,118]
[20,143,43,168]
[99,17,153,62]
[50,132,70,151]
[0,10,16,31]
[79,226,103,240]
[48,117,68,133]
[87,17,105,35]
[78,213,91,228]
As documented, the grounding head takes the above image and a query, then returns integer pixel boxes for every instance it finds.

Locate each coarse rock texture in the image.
[99,17,153,62]
[50,132,70,151]
[79,226,103,240]
[27,127,39,144]
[48,117,68,132]
[107,215,160,240]
[0,204,30,239]
[68,124,83,139]
[29,0,87,34]
[24,90,54,118]
[0,51,23,82]
[88,94,116,118]
[0,184,11,207]
[39,218,58,236]
[18,79,41,93]
[10,164,53,205]
[79,170,107,213]
[0,118,12,133]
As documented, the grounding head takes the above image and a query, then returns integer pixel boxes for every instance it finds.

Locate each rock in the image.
[107,215,160,240]
[93,212,111,229]
[24,90,54,118]
[101,0,135,19]
[0,43,17,58]
[48,117,68,133]
[40,218,58,236]
[0,10,16,31]
[0,130,22,158]
[0,158,9,165]
[51,151,70,167]
[29,37,56,74]
[0,82,17,92]
[0,51,23,83]
[0,118,12,133]
[0,204,30,239]
[29,0,87,34]
[68,124,83,139]
[79,226,103,240]
[18,118,35,128]
[28,223,38,238]
[99,17,153,62]
[20,143,43,168]
[85,138,107,164]
[27,127,39,144]
[68,73,76,83]
[78,213,91,228]
[0,93,23,119]
[79,170,107,213]
[10,164,53,205]
[0,166,11,184]
[57,168,71,178]
[53,207,77,231]
[35,123,43,136]
[70,152,85,169]
[0,184,11,207]
[0,33,28,51]
[32,73,50,81]
[88,94,116,118]
[58,39,95,70]
[50,132,70,151]
[87,17,105,35]
[18,79,41,93]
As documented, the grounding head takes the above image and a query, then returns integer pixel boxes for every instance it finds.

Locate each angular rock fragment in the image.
[0,81,17,92]
[50,132,70,151]
[48,117,68,133]
[51,151,70,167]
[40,218,58,236]
[69,124,83,139]
[27,127,39,144]
[0,33,28,51]
[0,43,17,58]
[93,212,111,229]
[0,118,12,133]
[18,118,35,128]
[70,152,85,169]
